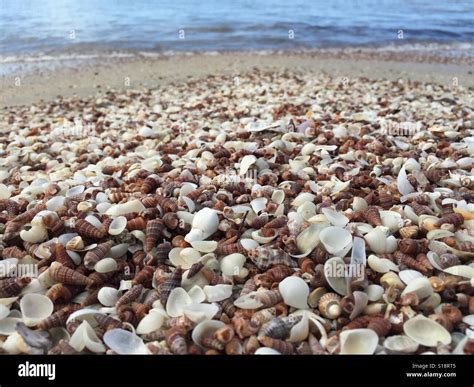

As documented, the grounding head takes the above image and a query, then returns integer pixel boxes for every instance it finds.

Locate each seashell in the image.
[340,328,379,354]
[233,292,264,310]
[190,240,218,253]
[401,277,433,300]
[319,226,352,256]
[364,228,391,255]
[145,219,165,253]
[65,236,85,250]
[94,258,118,273]
[278,276,309,309]
[239,155,257,175]
[443,265,474,279]
[192,320,226,349]
[383,335,419,354]
[84,240,113,269]
[258,316,298,339]
[399,225,419,239]
[97,287,119,307]
[258,336,294,354]
[251,229,278,244]
[75,218,106,240]
[318,292,342,319]
[364,206,382,227]
[403,315,451,347]
[136,309,166,334]
[103,328,150,354]
[69,320,106,353]
[367,254,399,273]
[295,223,326,256]
[397,165,415,195]
[20,293,54,327]
[364,284,385,302]
[166,287,192,317]
[288,313,309,342]
[203,284,233,302]
[324,257,349,296]
[182,303,219,323]
[380,211,404,233]
[254,347,281,355]
[108,216,127,235]
[50,262,92,287]
[106,200,146,216]
[0,277,32,297]
[321,208,349,227]
[220,253,246,277]
[398,270,424,285]
[20,225,48,243]
[165,326,188,354]
[185,208,219,243]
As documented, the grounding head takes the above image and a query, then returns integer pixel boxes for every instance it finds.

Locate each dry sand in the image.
[1,52,473,108]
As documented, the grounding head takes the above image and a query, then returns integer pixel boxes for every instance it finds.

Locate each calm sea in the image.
[0,0,473,69]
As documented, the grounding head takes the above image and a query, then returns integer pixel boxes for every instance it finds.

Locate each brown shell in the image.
[160,267,183,305]
[54,243,76,268]
[436,213,464,228]
[155,195,178,213]
[46,283,79,302]
[0,277,32,297]
[75,218,106,240]
[398,225,419,239]
[145,219,164,253]
[49,262,93,287]
[318,292,342,319]
[162,212,178,229]
[132,265,155,287]
[397,239,420,255]
[141,175,160,194]
[367,316,391,337]
[37,305,81,330]
[126,216,147,231]
[116,284,144,308]
[364,206,382,226]
[83,241,113,270]
[258,336,294,354]
[165,326,188,354]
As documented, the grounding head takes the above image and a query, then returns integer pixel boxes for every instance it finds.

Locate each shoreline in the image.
[1,51,473,109]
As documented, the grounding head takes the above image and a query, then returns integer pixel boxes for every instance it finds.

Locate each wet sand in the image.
[1,52,473,108]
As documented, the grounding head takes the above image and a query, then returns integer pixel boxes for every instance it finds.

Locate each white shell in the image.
[397,165,415,195]
[321,208,349,227]
[69,320,106,353]
[187,285,206,304]
[94,258,118,273]
[97,287,119,307]
[166,287,192,317]
[220,253,246,277]
[250,197,267,214]
[20,225,48,243]
[0,304,10,320]
[364,284,385,302]
[324,257,349,296]
[403,315,451,347]
[380,211,404,233]
[106,200,146,216]
[190,240,218,253]
[401,277,433,299]
[233,292,263,309]
[340,329,379,354]
[367,254,399,273]
[296,223,326,255]
[191,320,225,349]
[398,270,424,285]
[278,276,309,309]
[185,208,219,243]
[383,335,419,354]
[108,216,127,235]
[103,328,150,354]
[444,265,474,279]
[136,309,166,334]
[66,308,104,327]
[349,291,369,320]
[364,228,388,254]
[255,347,281,355]
[462,315,474,327]
[169,247,201,269]
[182,303,219,323]
[239,155,257,175]
[319,226,352,256]
[352,197,368,212]
[288,313,309,342]
[109,243,130,258]
[203,284,233,302]
[252,229,278,244]
[20,293,54,327]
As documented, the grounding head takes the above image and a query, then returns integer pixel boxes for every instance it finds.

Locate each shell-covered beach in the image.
[0,67,473,355]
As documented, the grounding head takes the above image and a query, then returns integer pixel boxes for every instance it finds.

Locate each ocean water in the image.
[0,0,473,63]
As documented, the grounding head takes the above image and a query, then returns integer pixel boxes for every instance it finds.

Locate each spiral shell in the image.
[0,277,32,297]
[364,206,382,226]
[145,219,165,253]
[318,292,342,319]
[83,241,113,270]
[49,262,92,287]
[75,218,106,240]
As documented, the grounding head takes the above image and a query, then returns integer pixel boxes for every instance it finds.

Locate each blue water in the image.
[0,0,473,57]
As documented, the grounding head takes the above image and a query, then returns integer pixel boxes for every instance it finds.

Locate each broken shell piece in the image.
[203,284,233,302]
[340,329,379,354]
[321,208,349,228]
[324,257,349,296]
[403,315,451,347]
[192,320,225,349]
[69,320,106,353]
[401,277,434,300]
[108,216,127,235]
[383,335,419,354]
[103,328,150,354]
[319,226,352,256]
[367,254,399,273]
[20,294,54,327]
[136,309,166,334]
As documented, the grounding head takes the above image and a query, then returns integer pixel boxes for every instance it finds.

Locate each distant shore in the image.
[1,50,473,108]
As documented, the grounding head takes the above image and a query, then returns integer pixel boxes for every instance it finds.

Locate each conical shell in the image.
[50,262,93,287]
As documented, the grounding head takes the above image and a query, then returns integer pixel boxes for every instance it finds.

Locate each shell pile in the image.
[0,71,473,355]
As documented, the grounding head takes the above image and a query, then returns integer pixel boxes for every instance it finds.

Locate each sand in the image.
[1,52,473,109]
